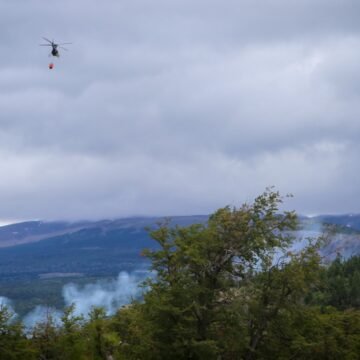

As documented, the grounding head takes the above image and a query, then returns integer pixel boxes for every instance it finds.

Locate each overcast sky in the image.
[0,0,359,221]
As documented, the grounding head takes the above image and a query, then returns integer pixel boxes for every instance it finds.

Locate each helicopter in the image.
[40,37,72,58]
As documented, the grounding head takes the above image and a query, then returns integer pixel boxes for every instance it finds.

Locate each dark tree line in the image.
[0,190,359,359]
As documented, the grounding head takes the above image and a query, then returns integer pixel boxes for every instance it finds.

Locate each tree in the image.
[124,189,303,359]
[57,304,86,360]
[83,307,120,360]
[244,243,322,359]
[0,305,35,360]
[323,255,360,309]
[31,309,60,360]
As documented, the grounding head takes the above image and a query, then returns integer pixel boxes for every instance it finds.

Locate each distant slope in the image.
[0,216,208,248]
[0,216,208,282]
[0,214,359,316]
[0,221,91,247]
[0,214,359,282]
[313,214,360,231]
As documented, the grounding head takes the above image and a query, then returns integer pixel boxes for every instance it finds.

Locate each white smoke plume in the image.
[22,306,62,330]
[0,296,13,309]
[0,296,16,317]
[0,296,18,325]
[17,271,146,329]
[62,271,144,317]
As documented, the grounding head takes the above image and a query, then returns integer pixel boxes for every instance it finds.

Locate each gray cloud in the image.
[0,0,360,220]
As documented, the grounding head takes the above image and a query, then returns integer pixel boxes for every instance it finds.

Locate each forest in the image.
[0,190,359,359]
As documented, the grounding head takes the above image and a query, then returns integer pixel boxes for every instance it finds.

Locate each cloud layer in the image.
[0,0,360,220]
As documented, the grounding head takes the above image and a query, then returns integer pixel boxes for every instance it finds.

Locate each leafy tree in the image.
[0,305,35,360]
[31,309,60,360]
[2,190,360,359]
[57,304,86,360]
[323,255,360,309]
[245,243,322,359]
[83,307,120,360]
[122,190,302,359]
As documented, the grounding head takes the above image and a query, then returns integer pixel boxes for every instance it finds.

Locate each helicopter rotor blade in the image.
[40,44,52,46]
[59,43,72,46]
[42,37,53,44]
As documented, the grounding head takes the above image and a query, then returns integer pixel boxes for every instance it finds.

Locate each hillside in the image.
[0,214,359,315]
[0,214,359,282]
[0,216,208,282]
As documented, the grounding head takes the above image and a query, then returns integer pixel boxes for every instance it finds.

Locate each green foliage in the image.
[83,307,121,360]
[0,190,360,359]
[126,190,302,359]
[31,309,61,360]
[0,305,35,360]
[323,255,360,309]
[57,304,87,360]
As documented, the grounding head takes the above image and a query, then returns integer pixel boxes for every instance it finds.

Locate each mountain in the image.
[0,220,91,248]
[0,214,359,282]
[313,214,360,231]
[0,216,208,282]
[0,214,359,316]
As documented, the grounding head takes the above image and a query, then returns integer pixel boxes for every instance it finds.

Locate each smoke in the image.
[11,270,147,329]
[0,296,15,315]
[0,295,13,308]
[62,271,144,317]
[0,296,18,324]
[22,306,62,329]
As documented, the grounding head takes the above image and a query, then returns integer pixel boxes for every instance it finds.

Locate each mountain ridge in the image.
[0,214,359,316]
[0,214,358,281]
